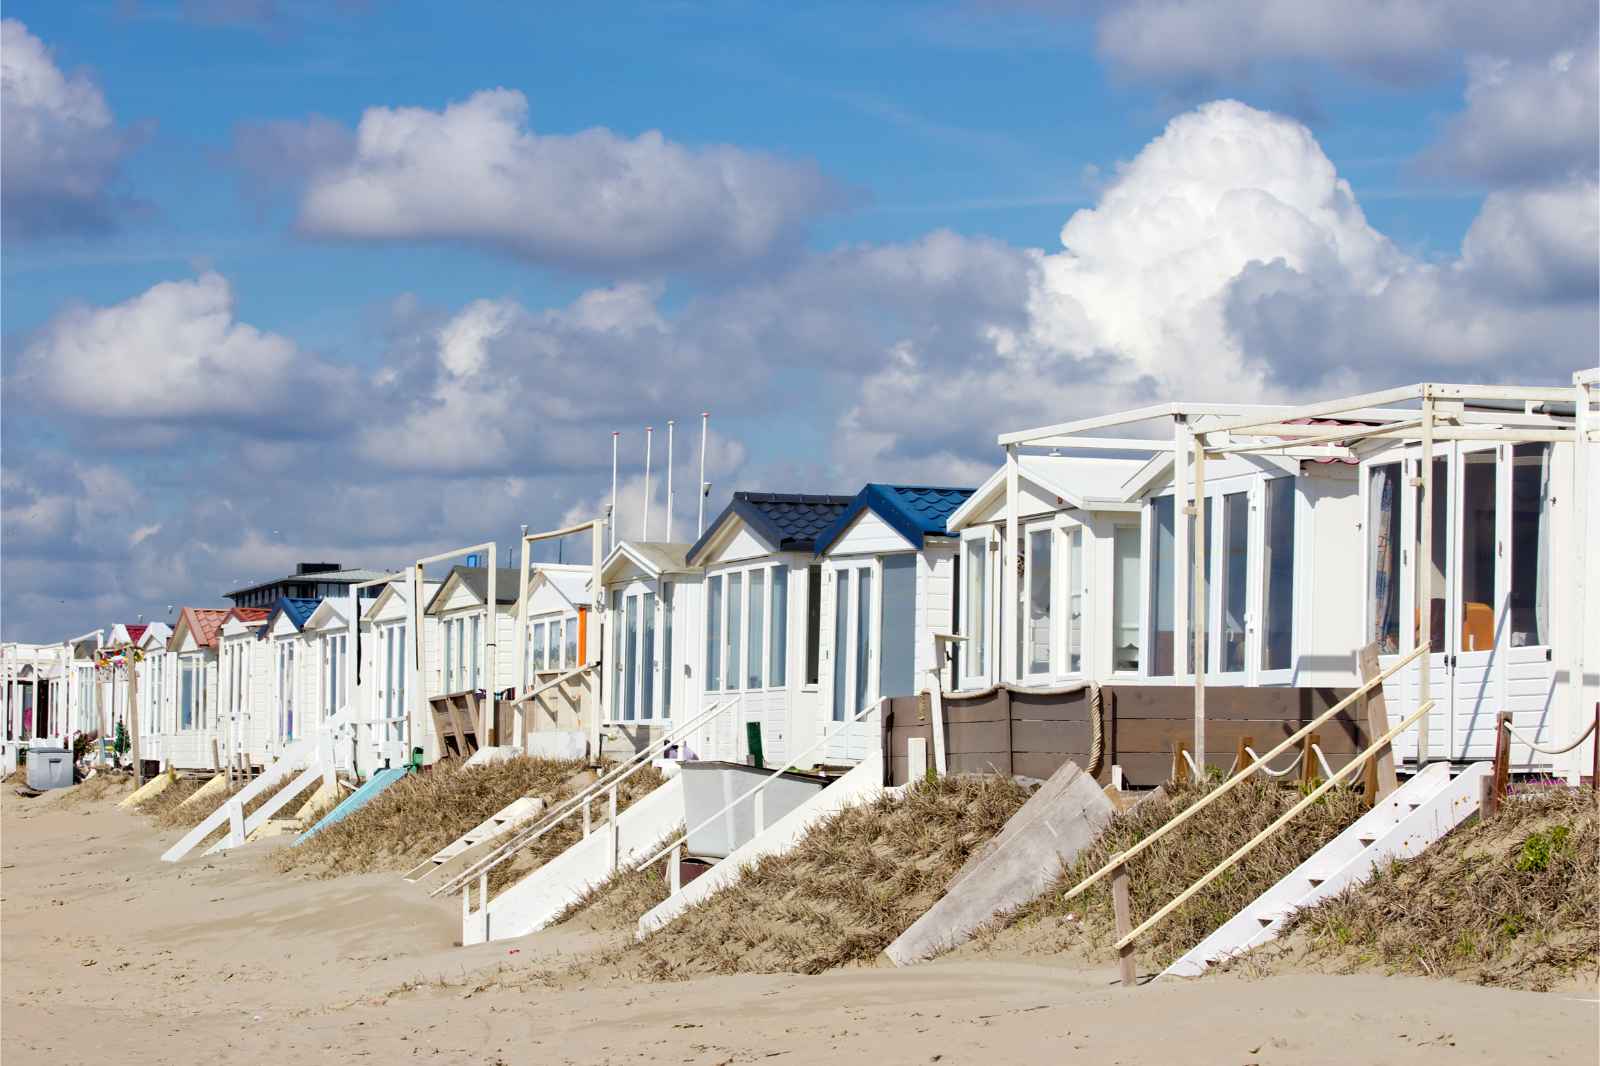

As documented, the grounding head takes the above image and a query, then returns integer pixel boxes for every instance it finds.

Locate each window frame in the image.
[957,528,996,691]
[702,560,793,695]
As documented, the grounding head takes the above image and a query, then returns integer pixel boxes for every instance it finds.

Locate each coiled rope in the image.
[1087,683,1104,776]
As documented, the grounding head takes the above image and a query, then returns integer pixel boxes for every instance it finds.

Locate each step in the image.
[463,776,684,945]
[636,756,888,939]
[1162,763,1469,978]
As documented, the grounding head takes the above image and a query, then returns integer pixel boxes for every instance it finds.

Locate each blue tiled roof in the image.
[260,596,321,635]
[687,492,856,564]
[813,484,976,555]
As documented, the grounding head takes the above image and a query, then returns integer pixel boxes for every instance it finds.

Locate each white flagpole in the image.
[697,412,709,537]
[642,425,653,541]
[610,432,619,552]
[665,420,676,543]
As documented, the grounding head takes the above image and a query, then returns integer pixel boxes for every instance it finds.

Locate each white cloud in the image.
[1081,1,1595,84]
[1423,46,1599,185]
[0,19,143,237]
[288,88,845,271]
[16,272,354,426]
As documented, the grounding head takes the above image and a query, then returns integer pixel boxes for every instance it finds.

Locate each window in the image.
[832,569,849,720]
[1026,527,1053,677]
[880,555,916,697]
[1416,457,1450,651]
[623,595,639,721]
[1149,497,1177,676]
[180,657,196,730]
[563,617,578,666]
[1219,491,1249,674]
[1261,478,1296,671]
[469,614,482,690]
[611,589,625,711]
[747,569,765,689]
[853,568,873,716]
[443,621,455,692]
[531,622,546,673]
[1368,461,1401,653]
[1066,527,1084,674]
[771,565,789,687]
[1509,443,1550,647]
[805,565,821,686]
[1460,450,1497,653]
[547,622,560,671]
[1112,525,1142,672]
[727,572,743,696]
[964,537,989,677]
[705,575,723,691]
[641,592,656,720]
[661,585,675,718]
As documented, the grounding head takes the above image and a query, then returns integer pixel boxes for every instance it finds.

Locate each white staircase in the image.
[160,707,350,863]
[462,775,685,946]
[636,755,889,938]
[402,796,546,886]
[1163,762,1490,978]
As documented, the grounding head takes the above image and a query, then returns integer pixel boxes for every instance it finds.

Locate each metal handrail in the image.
[638,696,885,877]
[1116,697,1437,951]
[1064,641,1428,903]
[433,692,743,898]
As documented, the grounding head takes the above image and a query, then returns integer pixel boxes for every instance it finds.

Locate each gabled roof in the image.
[528,567,590,613]
[302,598,352,633]
[601,541,695,584]
[134,622,172,649]
[947,454,1150,530]
[120,623,148,644]
[422,566,520,614]
[686,492,855,565]
[218,607,270,638]
[814,485,976,555]
[260,597,321,636]
[168,607,232,651]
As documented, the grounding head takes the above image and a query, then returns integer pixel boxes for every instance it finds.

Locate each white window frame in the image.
[526,609,578,687]
[607,579,666,724]
[958,528,997,690]
[1109,518,1146,678]
[1256,474,1300,686]
[826,558,880,721]
[703,561,791,695]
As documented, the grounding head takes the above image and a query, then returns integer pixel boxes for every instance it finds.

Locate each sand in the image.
[3,782,1596,1065]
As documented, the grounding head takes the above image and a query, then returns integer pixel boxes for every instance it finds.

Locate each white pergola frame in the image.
[414,541,499,747]
[998,378,1594,765]
[512,516,607,756]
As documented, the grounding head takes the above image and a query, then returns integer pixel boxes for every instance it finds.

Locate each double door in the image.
[1367,443,1555,762]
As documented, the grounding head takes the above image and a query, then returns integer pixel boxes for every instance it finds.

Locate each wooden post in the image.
[211,737,221,774]
[1299,732,1320,790]
[1191,437,1208,768]
[1111,861,1137,987]
[1234,734,1252,777]
[1488,710,1511,816]
[1171,737,1191,787]
[1357,643,1397,800]
[1415,392,1435,766]
[1591,702,1598,796]
[128,657,143,787]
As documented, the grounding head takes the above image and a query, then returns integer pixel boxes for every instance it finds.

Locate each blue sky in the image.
[3,1,1596,640]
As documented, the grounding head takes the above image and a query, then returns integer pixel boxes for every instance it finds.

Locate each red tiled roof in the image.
[125,623,148,642]
[172,607,233,650]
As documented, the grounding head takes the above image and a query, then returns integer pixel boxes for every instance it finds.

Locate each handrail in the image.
[638,696,885,875]
[433,693,743,898]
[1065,641,1428,902]
[1115,697,1436,951]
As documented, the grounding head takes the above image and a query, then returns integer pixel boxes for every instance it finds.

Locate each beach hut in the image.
[360,577,440,770]
[217,608,271,772]
[684,492,854,765]
[260,597,320,756]
[132,623,173,768]
[162,608,231,771]
[514,564,597,756]
[810,485,975,763]
[595,542,701,758]
[420,567,518,759]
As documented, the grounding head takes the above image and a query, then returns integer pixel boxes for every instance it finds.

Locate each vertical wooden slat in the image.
[1111,862,1137,987]
[1358,643,1397,800]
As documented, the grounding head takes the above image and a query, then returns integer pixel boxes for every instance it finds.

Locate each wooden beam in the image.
[1204,384,1423,436]
[1112,862,1137,988]
[1357,644,1396,800]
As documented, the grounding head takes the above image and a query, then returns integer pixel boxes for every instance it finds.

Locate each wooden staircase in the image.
[401,795,546,888]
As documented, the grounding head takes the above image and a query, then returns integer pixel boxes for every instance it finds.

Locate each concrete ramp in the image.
[637,755,887,938]
[885,760,1115,966]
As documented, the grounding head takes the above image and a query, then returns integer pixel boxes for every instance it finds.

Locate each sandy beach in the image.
[2,782,1595,1065]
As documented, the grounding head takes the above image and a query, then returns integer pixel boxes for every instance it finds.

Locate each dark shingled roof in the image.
[813,484,976,555]
[423,566,521,613]
[687,491,856,564]
[260,596,321,636]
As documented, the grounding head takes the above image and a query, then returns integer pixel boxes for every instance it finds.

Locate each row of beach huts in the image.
[3,376,1597,956]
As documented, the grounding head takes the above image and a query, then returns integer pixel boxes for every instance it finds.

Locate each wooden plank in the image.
[1111,716,1365,755]
[1299,732,1320,789]
[1012,751,1085,781]
[945,719,1012,757]
[1008,692,1091,722]
[1358,643,1397,800]
[1489,710,1510,817]
[1112,862,1137,987]
[1107,684,1353,721]
[946,752,1013,776]
[1010,718,1088,755]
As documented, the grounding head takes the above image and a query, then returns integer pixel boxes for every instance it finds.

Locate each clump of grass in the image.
[135,774,204,820]
[484,764,667,894]
[551,825,683,930]
[274,756,591,878]
[1281,788,1598,990]
[623,774,1031,979]
[979,777,1366,968]
[57,771,134,807]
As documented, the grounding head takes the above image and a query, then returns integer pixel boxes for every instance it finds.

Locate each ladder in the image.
[401,795,546,886]
[1163,762,1490,978]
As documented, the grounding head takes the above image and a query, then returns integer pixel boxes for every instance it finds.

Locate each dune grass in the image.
[623,774,1031,979]
[1276,787,1598,990]
[551,824,683,930]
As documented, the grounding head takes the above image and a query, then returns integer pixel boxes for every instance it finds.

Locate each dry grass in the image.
[484,764,667,894]
[273,756,591,878]
[551,825,682,930]
[56,771,134,807]
[974,778,1366,968]
[1271,788,1599,990]
[622,774,1031,979]
[135,775,204,820]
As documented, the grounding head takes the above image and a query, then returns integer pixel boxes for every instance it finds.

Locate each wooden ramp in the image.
[401,795,546,887]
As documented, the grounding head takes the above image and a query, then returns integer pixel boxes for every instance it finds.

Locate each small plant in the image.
[1515,825,1571,873]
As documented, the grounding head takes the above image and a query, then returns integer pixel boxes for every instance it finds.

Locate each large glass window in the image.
[547,622,560,670]
[747,569,765,689]
[661,585,674,718]
[1416,457,1450,651]
[442,621,455,692]
[832,569,849,720]
[1509,443,1550,647]
[964,538,988,676]
[611,589,625,712]
[1112,525,1142,672]
[705,575,722,691]
[641,592,656,719]
[469,614,482,690]
[1460,450,1497,653]
[771,565,789,687]
[881,555,916,697]
[1219,491,1249,673]
[180,661,195,730]
[1026,527,1053,676]
[727,572,743,696]
[563,616,578,666]
[853,568,873,716]
[1368,461,1401,653]
[1150,496,1176,676]
[1066,527,1084,674]
[805,565,821,686]
[530,622,546,673]
[1261,478,1296,671]
[623,595,639,721]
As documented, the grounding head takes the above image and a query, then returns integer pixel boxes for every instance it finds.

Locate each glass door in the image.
[1451,446,1499,759]
[609,580,661,724]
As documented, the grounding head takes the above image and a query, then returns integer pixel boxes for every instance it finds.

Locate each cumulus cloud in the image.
[1036,1,1598,85]
[0,19,145,238]
[269,88,846,272]
[15,273,356,428]
[1422,46,1599,185]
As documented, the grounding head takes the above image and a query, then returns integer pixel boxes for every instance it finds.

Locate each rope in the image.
[1243,746,1303,778]
[1180,749,1202,778]
[1309,743,1337,781]
[1501,716,1597,756]
[1086,683,1104,776]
